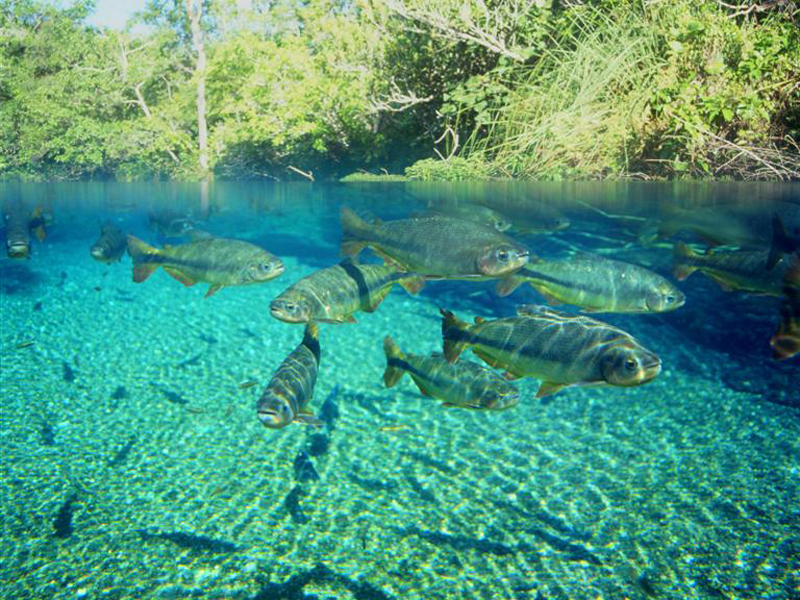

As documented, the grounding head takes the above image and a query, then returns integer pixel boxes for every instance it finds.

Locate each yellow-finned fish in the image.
[382,336,519,410]
[497,254,684,314]
[771,257,800,360]
[340,207,530,285]
[126,232,284,297]
[673,242,789,296]
[256,323,323,429]
[270,260,422,324]
[441,306,661,399]
[90,222,127,263]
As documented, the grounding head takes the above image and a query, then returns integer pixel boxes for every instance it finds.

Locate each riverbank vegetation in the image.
[1,0,798,180]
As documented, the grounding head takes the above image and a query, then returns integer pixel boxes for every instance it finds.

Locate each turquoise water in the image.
[1,181,798,599]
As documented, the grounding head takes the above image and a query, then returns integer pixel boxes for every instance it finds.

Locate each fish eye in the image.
[260,262,273,273]
[497,249,509,261]
[624,358,637,371]
[665,294,675,304]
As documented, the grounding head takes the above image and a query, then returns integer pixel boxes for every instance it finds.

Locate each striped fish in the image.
[497,254,684,314]
[673,242,789,296]
[340,207,530,284]
[441,306,661,399]
[257,323,323,429]
[90,222,127,263]
[270,259,422,324]
[127,233,283,297]
[382,336,519,410]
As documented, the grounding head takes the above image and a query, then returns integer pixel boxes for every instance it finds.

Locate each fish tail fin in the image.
[302,322,321,363]
[340,206,371,257]
[771,333,800,360]
[382,336,406,388]
[126,235,161,283]
[672,241,697,281]
[769,213,790,271]
[441,308,469,363]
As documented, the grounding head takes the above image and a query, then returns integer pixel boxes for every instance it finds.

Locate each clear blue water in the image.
[1,181,798,599]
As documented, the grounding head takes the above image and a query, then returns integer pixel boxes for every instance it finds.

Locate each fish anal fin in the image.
[399,276,424,295]
[536,381,568,399]
[472,348,504,370]
[363,286,392,313]
[672,265,695,281]
[163,266,196,287]
[132,264,158,283]
[205,284,223,297]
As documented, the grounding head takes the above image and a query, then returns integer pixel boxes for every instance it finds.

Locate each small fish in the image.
[318,384,340,430]
[441,307,661,399]
[256,323,323,429]
[127,233,284,297]
[771,257,800,360]
[497,254,685,314]
[111,385,128,400]
[152,384,188,405]
[40,422,55,446]
[293,450,320,482]
[673,242,789,296]
[90,221,127,263]
[423,201,512,232]
[33,301,42,311]
[108,436,136,467]
[238,380,258,390]
[340,207,531,283]
[383,336,519,410]
[16,341,34,349]
[270,260,422,324]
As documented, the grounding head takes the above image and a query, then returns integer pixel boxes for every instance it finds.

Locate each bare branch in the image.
[369,80,433,113]
[287,165,315,181]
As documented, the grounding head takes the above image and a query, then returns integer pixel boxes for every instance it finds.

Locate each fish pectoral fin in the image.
[412,381,435,398]
[163,266,196,287]
[295,412,324,428]
[132,264,158,283]
[502,371,522,381]
[496,276,521,297]
[536,381,569,399]
[205,284,223,298]
[472,348,504,369]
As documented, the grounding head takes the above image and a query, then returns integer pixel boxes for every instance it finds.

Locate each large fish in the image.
[90,222,127,263]
[771,257,800,360]
[382,336,519,410]
[340,207,531,284]
[422,201,512,232]
[3,202,46,259]
[257,323,323,429]
[127,232,283,297]
[148,210,194,238]
[497,254,685,314]
[270,260,421,324]
[441,306,661,399]
[767,213,800,271]
[673,242,789,296]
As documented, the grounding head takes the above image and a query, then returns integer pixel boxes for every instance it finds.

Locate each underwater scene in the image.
[1,181,799,600]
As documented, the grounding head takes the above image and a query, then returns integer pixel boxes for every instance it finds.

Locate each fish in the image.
[148,210,194,237]
[16,341,34,349]
[136,529,238,553]
[340,207,531,283]
[238,380,258,389]
[382,335,519,410]
[3,201,34,258]
[771,257,800,360]
[270,259,422,324]
[126,232,284,297]
[657,203,770,248]
[441,306,661,399]
[497,254,685,314]
[422,201,512,232]
[256,323,323,429]
[673,242,789,296]
[768,213,800,271]
[90,221,127,263]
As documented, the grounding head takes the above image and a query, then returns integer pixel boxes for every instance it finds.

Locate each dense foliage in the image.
[1,0,798,180]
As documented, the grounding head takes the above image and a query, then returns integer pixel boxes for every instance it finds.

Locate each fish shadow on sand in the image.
[252,563,393,600]
[0,262,44,295]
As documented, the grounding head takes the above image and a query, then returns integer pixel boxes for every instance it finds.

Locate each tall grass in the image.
[464,7,664,179]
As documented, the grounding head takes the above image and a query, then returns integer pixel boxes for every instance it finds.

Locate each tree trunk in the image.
[185,0,209,174]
